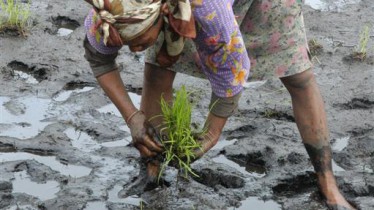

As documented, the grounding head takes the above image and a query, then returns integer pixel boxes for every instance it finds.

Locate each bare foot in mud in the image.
[118,159,164,197]
[318,173,357,210]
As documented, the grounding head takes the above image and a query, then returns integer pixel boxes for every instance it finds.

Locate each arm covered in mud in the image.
[83,37,163,158]
[192,92,242,160]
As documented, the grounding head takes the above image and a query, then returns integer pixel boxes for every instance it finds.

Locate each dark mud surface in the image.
[0,0,373,209]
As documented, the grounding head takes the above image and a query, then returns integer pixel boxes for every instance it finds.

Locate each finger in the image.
[143,135,163,152]
[193,133,218,158]
[146,125,163,147]
[135,144,157,157]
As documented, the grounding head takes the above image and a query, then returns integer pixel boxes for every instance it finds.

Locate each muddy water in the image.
[1,0,374,209]
[228,196,282,210]
[12,170,60,201]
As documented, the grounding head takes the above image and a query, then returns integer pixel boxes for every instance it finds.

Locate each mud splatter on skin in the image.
[304,143,333,173]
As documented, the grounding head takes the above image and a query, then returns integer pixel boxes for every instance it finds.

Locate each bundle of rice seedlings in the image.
[0,0,31,35]
[158,86,202,179]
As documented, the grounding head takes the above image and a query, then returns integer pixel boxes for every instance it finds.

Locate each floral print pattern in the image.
[147,0,313,95]
[147,0,250,98]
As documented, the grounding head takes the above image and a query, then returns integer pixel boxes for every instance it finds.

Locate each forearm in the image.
[96,70,138,122]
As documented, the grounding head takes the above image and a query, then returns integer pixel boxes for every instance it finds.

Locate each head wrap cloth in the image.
[84,0,196,67]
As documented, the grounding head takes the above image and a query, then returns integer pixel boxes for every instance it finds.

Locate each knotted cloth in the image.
[84,0,196,67]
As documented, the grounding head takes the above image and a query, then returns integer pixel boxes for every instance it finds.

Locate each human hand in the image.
[192,130,220,161]
[127,110,163,158]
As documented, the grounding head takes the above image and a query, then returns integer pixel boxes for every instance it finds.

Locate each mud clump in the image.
[7,60,58,82]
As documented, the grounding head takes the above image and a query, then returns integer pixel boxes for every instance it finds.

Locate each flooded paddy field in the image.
[0,0,373,209]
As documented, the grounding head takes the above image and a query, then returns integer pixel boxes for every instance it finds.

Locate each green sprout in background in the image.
[0,0,31,35]
[352,25,371,61]
[158,86,203,179]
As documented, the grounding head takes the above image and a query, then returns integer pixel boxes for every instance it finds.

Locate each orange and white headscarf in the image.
[84,0,196,66]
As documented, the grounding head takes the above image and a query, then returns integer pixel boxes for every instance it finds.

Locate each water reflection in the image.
[53,87,94,102]
[57,28,74,37]
[229,196,281,210]
[0,96,52,139]
[0,152,91,177]
[13,70,39,84]
[332,136,350,151]
[97,92,141,117]
[108,184,142,206]
[12,170,60,201]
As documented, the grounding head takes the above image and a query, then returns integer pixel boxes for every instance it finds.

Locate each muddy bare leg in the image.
[141,63,176,130]
[281,69,354,209]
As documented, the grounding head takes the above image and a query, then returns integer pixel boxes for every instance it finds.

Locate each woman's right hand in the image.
[127,110,163,158]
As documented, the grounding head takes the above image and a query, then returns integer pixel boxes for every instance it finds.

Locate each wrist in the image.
[126,110,144,126]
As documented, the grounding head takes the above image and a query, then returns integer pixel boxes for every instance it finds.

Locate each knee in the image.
[281,69,315,90]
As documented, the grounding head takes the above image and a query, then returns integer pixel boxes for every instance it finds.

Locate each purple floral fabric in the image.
[147,0,250,98]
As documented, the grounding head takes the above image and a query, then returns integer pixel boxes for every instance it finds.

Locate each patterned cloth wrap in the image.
[84,0,196,66]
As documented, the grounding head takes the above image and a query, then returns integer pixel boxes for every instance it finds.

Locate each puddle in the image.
[0,152,91,177]
[213,138,238,151]
[57,28,74,36]
[84,201,108,210]
[53,87,95,102]
[5,205,38,210]
[64,128,101,153]
[0,96,53,139]
[122,195,143,206]
[96,91,141,134]
[64,128,131,153]
[101,138,130,147]
[228,196,282,210]
[212,155,266,178]
[304,0,361,11]
[108,184,142,206]
[97,92,141,117]
[332,136,350,151]
[13,70,39,84]
[12,170,60,201]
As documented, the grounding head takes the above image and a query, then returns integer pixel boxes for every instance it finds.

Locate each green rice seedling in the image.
[0,0,31,35]
[352,25,370,61]
[158,86,203,179]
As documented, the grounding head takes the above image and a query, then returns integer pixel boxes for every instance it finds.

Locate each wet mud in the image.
[0,0,373,209]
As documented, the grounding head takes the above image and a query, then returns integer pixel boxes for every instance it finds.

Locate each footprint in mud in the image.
[335,98,374,110]
[49,16,80,36]
[53,81,96,102]
[260,108,295,122]
[223,153,267,178]
[192,166,245,189]
[272,172,318,196]
[7,60,58,82]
